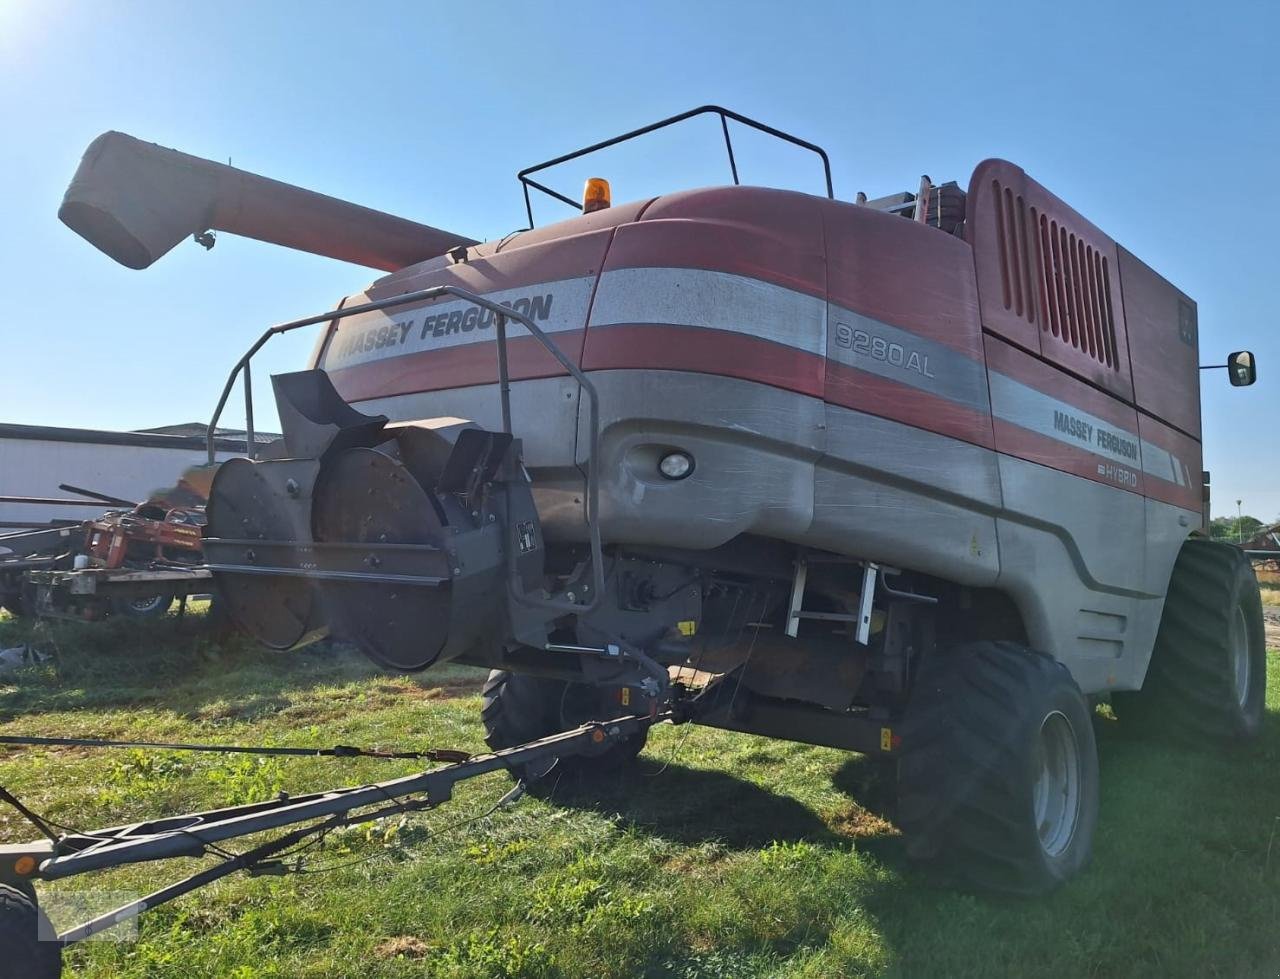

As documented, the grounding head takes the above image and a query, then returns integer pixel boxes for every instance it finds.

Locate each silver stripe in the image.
[589,267,828,356]
[323,263,1189,494]
[988,372,1141,469]
[1139,438,1189,487]
[323,275,596,369]
[829,309,992,414]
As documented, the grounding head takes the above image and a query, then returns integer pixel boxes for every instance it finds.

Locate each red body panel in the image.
[1138,413,1203,512]
[1118,245,1202,440]
[821,197,994,448]
[826,196,985,358]
[969,161,1134,403]
[619,186,828,298]
[315,175,1203,517]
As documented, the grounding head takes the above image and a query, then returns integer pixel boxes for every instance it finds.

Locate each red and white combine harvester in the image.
[0,108,1262,973]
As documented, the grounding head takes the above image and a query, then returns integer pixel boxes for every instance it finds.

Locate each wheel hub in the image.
[1230,605,1252,710]
[1033,710,1082,858]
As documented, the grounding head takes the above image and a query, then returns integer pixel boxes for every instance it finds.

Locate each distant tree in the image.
[1210,515,1265,542]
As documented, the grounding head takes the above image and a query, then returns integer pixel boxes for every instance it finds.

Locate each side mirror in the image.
[1228,350,1257,387]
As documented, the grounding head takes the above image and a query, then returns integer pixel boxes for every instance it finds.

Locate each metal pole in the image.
[205,286,469,464]
[35,717,653,880]
[1238,499,1244,543]
[720,112,740,186]
[243,359,255,461]
[495,313,513,435]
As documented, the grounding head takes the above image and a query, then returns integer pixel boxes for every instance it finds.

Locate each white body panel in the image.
[353,370,1188,696]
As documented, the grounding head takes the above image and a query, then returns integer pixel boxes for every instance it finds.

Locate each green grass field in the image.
[2,606,1279,978]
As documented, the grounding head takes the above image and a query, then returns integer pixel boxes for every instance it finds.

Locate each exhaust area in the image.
[59,131,477,271]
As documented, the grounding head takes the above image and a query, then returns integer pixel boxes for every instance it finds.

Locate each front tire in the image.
[897,642,1100,896]
[1116,539,1265,742]
[481,670,648,781]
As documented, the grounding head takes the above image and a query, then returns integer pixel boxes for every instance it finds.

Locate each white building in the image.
[0,423,272,529]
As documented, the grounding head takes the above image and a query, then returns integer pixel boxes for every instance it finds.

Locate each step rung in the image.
[791,611,858,622]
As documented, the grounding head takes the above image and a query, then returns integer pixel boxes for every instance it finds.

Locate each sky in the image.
[0,0,1276,519]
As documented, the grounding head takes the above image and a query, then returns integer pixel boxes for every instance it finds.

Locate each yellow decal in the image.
[621,687,631,707]
[880,727,893,752]
[677,620,697,637]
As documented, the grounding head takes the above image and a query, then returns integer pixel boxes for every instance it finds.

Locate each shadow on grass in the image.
[532,687,1280,976]
[0,610,391,718]
[536,750,903,855]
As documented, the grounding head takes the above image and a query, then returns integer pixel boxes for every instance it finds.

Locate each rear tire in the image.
[114,592,175,619]
[0,884,61,978]
[481,670,648,782]
[897,641,1100,896]
[1,580,36,618]
[1116,539,1266,742]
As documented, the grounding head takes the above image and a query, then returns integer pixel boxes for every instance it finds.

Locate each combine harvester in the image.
[0,108,1263,974]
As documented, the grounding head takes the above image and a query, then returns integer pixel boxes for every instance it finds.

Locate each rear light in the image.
[582,177,611,214]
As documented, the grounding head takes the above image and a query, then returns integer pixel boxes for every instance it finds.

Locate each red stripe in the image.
[993,418,1144,495]
[1143,472,1201,511]
[328,334,578,403]
[329,314,1180,510]
[582,324,825,398]
[334,323,997,451]
[585,325,996,448]
[825,360,994,449]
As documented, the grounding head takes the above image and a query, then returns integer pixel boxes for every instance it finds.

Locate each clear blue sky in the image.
[1,0,1275,519]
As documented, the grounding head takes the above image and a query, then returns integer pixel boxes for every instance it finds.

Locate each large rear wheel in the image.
[1116,538,1265,742]
[897,641,1100,895]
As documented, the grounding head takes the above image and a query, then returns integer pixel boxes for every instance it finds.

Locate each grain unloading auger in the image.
[1,105,1267,977]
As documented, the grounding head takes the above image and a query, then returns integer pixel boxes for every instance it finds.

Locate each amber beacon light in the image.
[582,177,611,213]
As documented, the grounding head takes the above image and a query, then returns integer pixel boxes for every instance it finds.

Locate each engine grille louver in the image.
[991,179,1119,370]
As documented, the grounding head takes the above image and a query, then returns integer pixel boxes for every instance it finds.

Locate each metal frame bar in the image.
[206,285,606,614]
[5,714,659,945]
[516,105,835,229]
[856,562,878,645]
[785,557,807,639]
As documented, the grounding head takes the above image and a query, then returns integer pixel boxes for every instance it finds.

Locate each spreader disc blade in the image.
[206,458,325,650]
[311,447,454,672]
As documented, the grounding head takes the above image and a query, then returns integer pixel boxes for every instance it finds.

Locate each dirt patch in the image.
[374,936,431,959]
[193,697,289,722]
[374,679,482,701]
[417,679,483,699]
[1264,609,1280,649]
[829,802,899,839]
